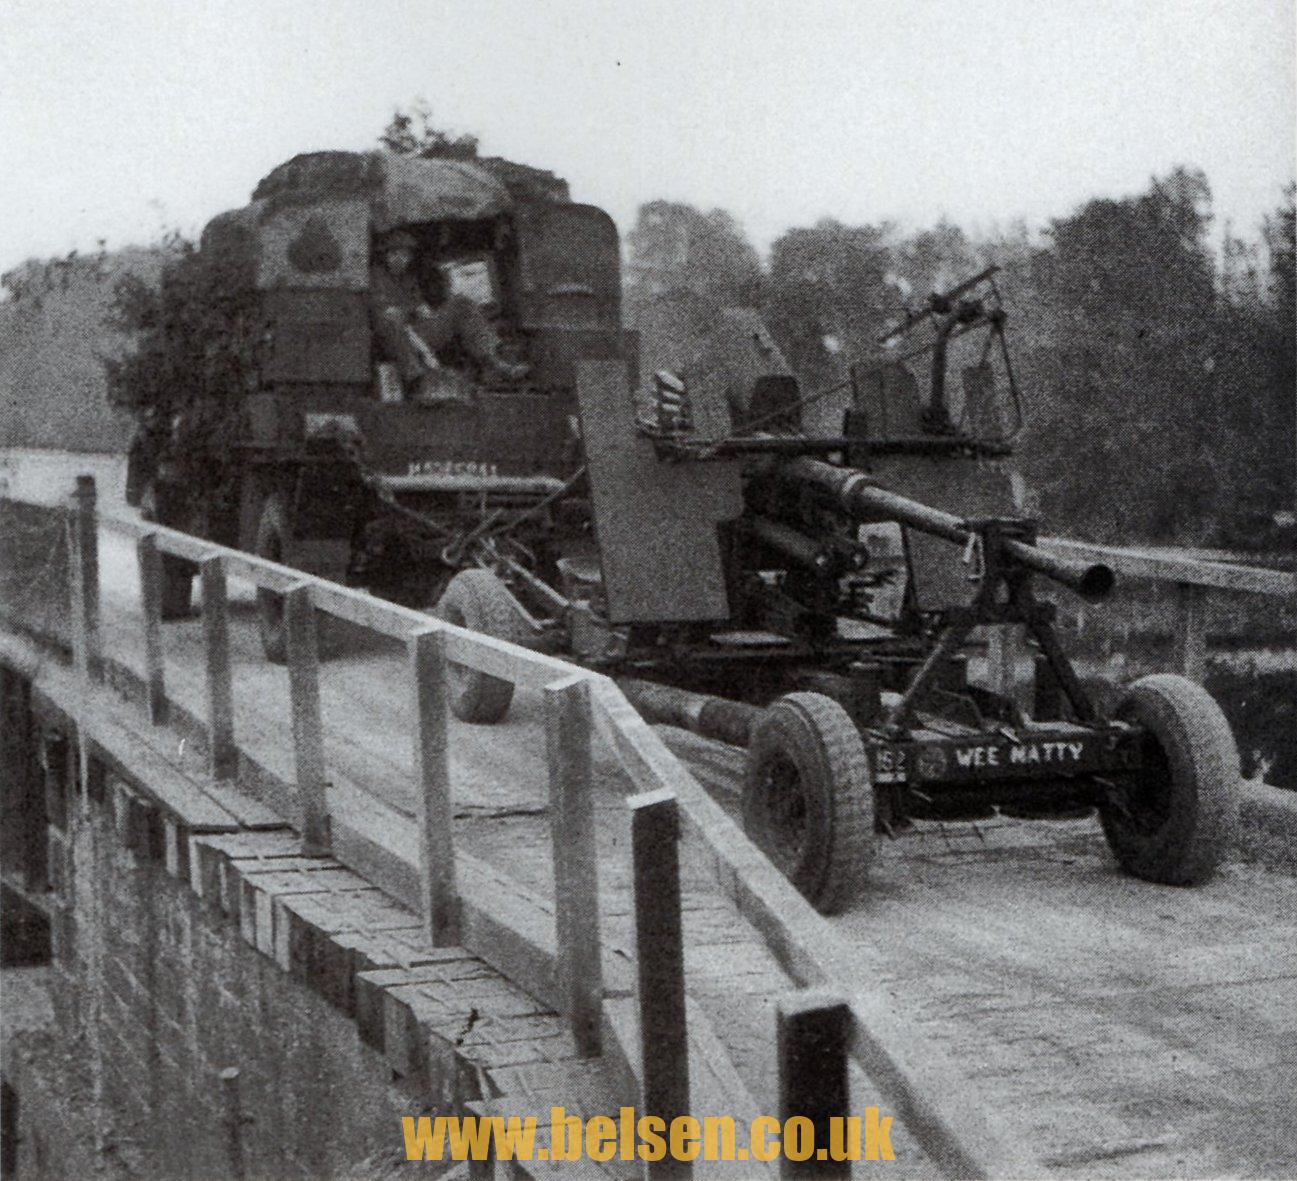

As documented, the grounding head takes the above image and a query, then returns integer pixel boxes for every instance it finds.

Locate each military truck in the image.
[125,149,630,659]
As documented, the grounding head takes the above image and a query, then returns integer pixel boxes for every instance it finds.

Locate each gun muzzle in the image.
[1002,539,1115,601]
[748,516,837,574]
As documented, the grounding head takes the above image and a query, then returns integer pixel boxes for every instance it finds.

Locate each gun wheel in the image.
[139,481,195,620]
[743,692,874,914]
[1099,673,1239,886]
[434,570,521,724]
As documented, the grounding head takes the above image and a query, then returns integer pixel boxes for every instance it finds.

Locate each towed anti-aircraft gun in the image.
[435,266,1239,914]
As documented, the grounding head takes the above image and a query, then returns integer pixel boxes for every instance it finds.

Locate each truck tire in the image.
[255,494,290,663]
[743,692,874,914]
[138,482,194,620]
[434,570,520,724]
[1099,674,1238,886]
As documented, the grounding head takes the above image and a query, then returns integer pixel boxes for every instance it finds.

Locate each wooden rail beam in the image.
[87,508,580,686]
[1042,537,1295,597]
[199,556,237,781]
[136,533,169,725]
[546,674,602,1056]
[285,584,330,855]
[410,626,458,946]
[630,788,690,1179]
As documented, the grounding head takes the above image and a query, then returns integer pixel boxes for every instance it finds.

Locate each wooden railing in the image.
[4,476,1041,1178]
[1041,537,1295,680]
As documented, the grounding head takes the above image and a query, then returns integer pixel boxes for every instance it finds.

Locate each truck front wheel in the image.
[433,570,521,724]
[743,692,875,914]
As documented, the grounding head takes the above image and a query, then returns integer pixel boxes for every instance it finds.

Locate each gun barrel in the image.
[784,458,1114,601]
[785,458,967,540]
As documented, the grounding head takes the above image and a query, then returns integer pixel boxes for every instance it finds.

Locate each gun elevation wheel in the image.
[743,692,875,914]
[1099,673,1239,886]
[139,482,195,620]
[434,570,521,724]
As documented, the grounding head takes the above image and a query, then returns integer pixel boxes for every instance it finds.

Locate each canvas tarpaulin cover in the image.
[251,150,512,229]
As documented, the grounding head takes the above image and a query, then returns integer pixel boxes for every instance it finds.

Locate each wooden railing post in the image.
[777,992,851,1179]
[199,556,237,780]
[1173,581,1207,681]
[285,585,330,855]
[68,474,101,681]
[410,626,457,946]
[219,1066,247,1181]
[630,788,690,1179]
[545,675,602,1056]
[136,533,169,725]
[986,623,1032,713]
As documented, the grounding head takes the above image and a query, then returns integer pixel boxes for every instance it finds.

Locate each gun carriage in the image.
[127,154,1237,912]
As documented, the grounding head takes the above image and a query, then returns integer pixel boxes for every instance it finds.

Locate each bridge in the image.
[2,453,1295,1179]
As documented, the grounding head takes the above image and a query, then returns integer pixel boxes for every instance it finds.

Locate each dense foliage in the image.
[103,228,259,471]
[378,100,480,161]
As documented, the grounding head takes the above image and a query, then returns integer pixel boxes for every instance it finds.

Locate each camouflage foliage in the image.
[105,234,259,411]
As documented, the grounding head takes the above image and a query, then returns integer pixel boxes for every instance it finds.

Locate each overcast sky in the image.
[1,0,1293,274]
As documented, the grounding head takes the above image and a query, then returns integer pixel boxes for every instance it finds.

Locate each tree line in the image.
[623,170,1295,548]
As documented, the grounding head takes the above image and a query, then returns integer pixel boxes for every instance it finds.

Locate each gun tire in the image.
[139,481,195,620]
[743,691,874,914]
[255,493,291,663]
[434,570,520,724]
[1099,673,1238,886]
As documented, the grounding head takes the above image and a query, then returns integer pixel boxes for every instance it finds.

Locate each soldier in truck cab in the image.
[368,228,527,401]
